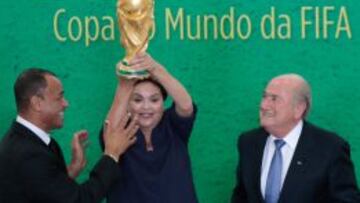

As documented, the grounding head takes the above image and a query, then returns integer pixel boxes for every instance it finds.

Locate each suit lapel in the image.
[279,121,314,202]
[13,122,67,172]
[12,122,48,148]
[252,129,269,202]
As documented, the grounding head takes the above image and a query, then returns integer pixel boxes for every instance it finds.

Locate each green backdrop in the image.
[1,1,359,202]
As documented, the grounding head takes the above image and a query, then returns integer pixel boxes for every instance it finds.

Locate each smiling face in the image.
[259,76,306,137]
[38,75,68,132]
[128,81,164,130]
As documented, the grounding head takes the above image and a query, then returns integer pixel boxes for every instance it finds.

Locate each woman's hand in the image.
[128,53,165,79]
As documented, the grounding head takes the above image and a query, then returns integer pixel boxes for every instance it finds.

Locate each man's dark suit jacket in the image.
[231,121,360,203]
[0,121,121,203]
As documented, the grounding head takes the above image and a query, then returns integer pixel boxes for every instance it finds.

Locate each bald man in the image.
[231,74,360,203]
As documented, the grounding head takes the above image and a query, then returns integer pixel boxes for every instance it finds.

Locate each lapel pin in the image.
[296,160,303,165]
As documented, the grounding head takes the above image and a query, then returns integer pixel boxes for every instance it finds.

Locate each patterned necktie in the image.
[265,139,286,203]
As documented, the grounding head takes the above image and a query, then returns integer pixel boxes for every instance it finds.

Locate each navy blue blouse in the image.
[101,103,198,203]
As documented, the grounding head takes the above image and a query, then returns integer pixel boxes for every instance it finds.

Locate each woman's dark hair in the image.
[134,78,168,100]
[100,78,168,151]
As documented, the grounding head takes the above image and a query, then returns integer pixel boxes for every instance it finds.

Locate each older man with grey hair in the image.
[232,73,360,203]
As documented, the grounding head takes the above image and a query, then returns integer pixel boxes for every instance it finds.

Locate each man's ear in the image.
[294,101,307,120]
[29,95,42,112]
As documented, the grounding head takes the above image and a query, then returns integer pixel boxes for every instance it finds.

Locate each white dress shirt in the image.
[260,120,303,198]
[16,115,51,145]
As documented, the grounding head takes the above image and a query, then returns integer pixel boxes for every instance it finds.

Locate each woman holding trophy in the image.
[99,0,198,202]
[101,53,198,202]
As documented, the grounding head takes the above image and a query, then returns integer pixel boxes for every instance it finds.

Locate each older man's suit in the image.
[231,121,360,203]
[0,122,121,203]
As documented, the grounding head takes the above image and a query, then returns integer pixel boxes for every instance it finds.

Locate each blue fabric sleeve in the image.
[167,102,197,144]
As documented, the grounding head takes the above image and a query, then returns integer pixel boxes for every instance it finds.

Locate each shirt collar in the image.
[16,115,51,145]
[269,120,303,150]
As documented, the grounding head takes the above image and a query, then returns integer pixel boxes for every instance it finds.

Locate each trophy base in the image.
[116,61,150,79]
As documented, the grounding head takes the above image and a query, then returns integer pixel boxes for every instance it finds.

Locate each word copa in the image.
[53,8,115,47]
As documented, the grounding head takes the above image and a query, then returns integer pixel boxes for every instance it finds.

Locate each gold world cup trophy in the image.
[116,0,155,78]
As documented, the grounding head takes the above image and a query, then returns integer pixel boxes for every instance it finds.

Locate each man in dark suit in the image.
[0,68,138,203]
[231,74,360,203]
